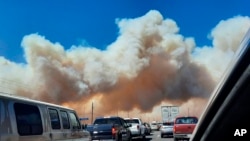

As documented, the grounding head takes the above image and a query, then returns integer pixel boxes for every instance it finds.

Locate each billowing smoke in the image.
[0,10,249,118]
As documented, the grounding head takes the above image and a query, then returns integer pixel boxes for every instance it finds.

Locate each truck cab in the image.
[173,116,198,141]
[87,116,132,141]
[124,118,146,140]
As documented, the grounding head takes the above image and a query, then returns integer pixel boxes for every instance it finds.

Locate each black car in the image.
[86,116,132,141]
[191,28,250,141]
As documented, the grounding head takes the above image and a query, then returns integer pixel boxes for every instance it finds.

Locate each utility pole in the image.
[83,104,85,116]
[91,101,93,124]
[117,102,119,116]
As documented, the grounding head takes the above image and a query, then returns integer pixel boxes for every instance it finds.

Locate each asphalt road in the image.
[132,130,174,141]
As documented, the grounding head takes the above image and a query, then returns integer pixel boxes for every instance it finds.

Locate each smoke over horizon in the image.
[1,10,250,117]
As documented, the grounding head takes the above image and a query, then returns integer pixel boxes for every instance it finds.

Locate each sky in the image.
[0,0,249,63]
[0,0,250,121]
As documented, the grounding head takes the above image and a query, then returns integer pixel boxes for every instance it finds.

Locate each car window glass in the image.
[49,108,61,129]
[14,103,43,135]
[110,118,120,124]
[69,112,81,129]
[120,118,126,126]
[163,122,174,126]
[125,119,139,124]
[1,100,11,134]
[0,100,2,123]
[176,117,198,124]
[94,118,106,124]
[60,110,70,129]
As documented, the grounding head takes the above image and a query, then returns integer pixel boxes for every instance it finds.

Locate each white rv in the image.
[0,93,90,141]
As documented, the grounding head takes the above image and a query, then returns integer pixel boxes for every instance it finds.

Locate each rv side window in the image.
[69,112,81,129]
[0,100,3,132]
[0,100,2,123]
[60,110,70,129]
[49,108,61,129]
[14,103,43,136]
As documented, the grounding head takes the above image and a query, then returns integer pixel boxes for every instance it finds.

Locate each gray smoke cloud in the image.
[0,10,249,117]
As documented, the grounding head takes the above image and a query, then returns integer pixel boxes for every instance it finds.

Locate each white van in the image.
[0,93,90,141]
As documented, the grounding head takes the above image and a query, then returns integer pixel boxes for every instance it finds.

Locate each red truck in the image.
[173,116,198,141]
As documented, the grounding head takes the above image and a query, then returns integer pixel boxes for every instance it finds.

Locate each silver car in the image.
[160,122,174,138]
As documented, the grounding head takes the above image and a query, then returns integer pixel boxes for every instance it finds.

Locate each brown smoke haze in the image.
[0,10,250,120]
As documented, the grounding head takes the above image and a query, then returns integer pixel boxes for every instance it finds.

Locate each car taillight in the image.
[137,125,139,130]
[112,127,116,139]
[112,127,116,135]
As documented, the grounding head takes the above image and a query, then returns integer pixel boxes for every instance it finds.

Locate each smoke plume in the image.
[0,10,249,118]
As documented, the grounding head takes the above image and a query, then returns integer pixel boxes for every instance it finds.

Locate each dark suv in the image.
[87,116,132,141]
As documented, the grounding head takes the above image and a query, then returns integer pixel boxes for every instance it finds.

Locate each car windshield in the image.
[175,117,198,124]
[0,1,248,141]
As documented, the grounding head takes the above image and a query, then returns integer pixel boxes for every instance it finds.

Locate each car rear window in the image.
[163,122,174,126]
[175,117,198,124]
[125,119,139,124]
[94,118,120,125]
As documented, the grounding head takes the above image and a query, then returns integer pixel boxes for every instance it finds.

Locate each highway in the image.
[133,131,174,141]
